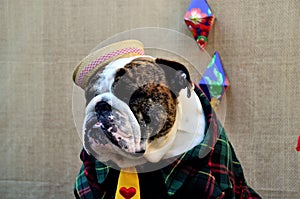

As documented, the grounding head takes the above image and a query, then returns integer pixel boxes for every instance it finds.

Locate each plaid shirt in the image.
[74,85,261,199]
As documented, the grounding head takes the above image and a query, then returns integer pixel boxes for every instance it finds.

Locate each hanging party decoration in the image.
[184,0,215,49]
[198,51,229,109]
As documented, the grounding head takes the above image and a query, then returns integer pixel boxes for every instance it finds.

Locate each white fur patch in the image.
[164,88,205,158]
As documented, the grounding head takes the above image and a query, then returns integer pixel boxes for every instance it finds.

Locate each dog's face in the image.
[83,57,192,166]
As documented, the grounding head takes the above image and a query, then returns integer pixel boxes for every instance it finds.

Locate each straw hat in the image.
[73,40,145,89]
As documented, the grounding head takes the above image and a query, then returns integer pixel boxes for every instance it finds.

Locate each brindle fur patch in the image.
[112,58,179,142]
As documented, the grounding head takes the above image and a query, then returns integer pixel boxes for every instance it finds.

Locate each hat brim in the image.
[73,40,145,89]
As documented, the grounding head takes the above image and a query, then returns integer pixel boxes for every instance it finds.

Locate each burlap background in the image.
[0,0,299,198]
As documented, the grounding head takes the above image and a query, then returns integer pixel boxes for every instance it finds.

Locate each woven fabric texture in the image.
[0,0,299,198]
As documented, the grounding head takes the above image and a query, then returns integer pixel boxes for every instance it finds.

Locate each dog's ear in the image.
[155,58,193,98]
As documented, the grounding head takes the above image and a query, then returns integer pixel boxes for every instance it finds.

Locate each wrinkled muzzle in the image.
[83,92,146,157]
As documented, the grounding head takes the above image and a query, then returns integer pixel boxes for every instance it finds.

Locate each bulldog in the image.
[73,40,261,199]
[73,40,205,168]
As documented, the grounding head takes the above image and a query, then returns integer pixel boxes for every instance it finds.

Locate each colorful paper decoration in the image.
[296,135,300,151]
[198,51,229,109]
[184,0,215,49]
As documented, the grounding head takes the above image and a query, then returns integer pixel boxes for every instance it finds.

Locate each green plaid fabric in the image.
[74,85,261,199]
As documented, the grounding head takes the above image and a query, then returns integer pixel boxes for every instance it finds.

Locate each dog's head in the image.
[73,40,194,167]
